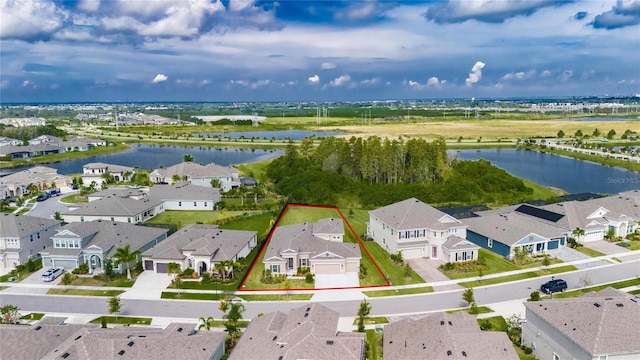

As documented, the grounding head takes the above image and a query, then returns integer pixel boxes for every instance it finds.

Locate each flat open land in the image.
[328,119,640,140]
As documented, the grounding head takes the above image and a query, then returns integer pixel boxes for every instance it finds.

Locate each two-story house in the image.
[40,220,168,273]
[81,162,135,186]
[367,198,472,260]
[0,214,61,271]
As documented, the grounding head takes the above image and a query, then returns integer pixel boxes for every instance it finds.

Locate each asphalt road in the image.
[2,260,639,320]
[27,190,77,219]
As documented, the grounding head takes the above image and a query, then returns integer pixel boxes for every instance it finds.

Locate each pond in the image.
[193,130,346,140]
[452,148,640,194]
[1,144,283,176]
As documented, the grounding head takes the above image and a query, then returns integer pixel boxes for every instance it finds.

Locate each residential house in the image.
[81,162,135,186]
[263,218,361,275]
[0,144,64,160]
[442,236,480,263]
[141,223,256,275]
[0,166,71,198]
[62,194,164,224]
[383,311,518,360]
[229,303,365,360]
[366,198,470,260]
[0,214,61,270]
[0,136,22,147]
[29,135,62,146]
[1,317,226,360]
[149,161,241,191]
[62,137,106,152]
[522,287,640,360]
[464,204,569,259]
[40,220,168,273]
[541,189,640,243]
[148,181,220,210]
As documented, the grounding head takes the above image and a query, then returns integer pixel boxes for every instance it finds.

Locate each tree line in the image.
[266,136,533,207]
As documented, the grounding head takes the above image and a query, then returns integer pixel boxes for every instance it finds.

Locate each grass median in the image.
[47,289,125,296]
[458,265,578,288]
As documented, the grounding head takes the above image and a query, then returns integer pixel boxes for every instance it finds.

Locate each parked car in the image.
[42,267,65,282]
[70,183,79,190]
[46,188,61,197]
[36,194,49,202]
[540,278,567,294]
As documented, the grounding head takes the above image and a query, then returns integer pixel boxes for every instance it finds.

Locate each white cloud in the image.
[327,74,351,87]
[78,0,101,12]
[558,70,573,81]
[199,79,211,86]
[152,74,168,83]
[465,61,485,87]
[405,80,425,90]
[0,0,65,41]
[22,80,33,87]
[321,62,337,70]
[0,80,9,89]
[228,0,255,12]
[427,76,447,87]
[361,77,380,86]
[308,75,320,84]
[287,80,298,86]
[501,70,535,81]
[540,70,552,78]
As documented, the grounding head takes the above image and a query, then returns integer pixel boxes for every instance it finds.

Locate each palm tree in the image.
[572,227,585,242]
[223,302,245,346]
[214,260,229,280]
[113,244,142,280]
[237,185,248,206]
[167,262,181,280]
[198,316,215,331]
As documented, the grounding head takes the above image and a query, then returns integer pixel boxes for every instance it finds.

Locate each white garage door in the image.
[314,263,341,274]
[402,248,424,259]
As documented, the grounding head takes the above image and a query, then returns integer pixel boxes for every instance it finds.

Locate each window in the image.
[553,353,560,360]
[80,216,84,222]
[30,234,33,242]
[204,202,207,207]
[270,264,280,273]
[597,356,608,360]
[194,202,197,207]
[488,239,493,248]
[179,201,182,207]
[299,258,308,267]
[127,218,131,223]
[288,258,294,269]
[37,232,40,239]
[111,217,115,221]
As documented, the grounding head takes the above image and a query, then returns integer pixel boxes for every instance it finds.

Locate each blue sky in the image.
[1,0,638,103]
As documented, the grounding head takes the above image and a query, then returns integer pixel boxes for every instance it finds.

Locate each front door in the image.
[431,246,437,259]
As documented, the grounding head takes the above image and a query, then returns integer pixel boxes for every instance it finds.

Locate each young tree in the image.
[54,211,63,221]
[556,130,565,138]
[0,304,20,324]
[103,258,114,280]
[108,296,122,321]
[357,299,372,332]
[223,301,246,348]
[462,288,475,305]
[167,262,181,280]
[210,178,221,189]
[183,154,194,162]
[60,272,76,291]
[198,316,216,331]
[505,314,523,346]
[113,244,142,280]
[542,254,551,271]
[283,278,291,298]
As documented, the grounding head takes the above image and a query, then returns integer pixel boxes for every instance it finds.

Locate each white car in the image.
[42,267,64,282]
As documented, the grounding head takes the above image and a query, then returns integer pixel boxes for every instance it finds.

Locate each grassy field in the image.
[47,289,125,296]
[235,159,273,182]
[90,316,152,326]
[363,286,434,297]
[145,210,259,228]
[519,178,566,200]
[574,246,606,257]
[71,276,135,287]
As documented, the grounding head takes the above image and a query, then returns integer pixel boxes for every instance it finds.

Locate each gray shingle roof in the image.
[370,197,465,231]
[142,224,256,261]
[63,196,162,217]
[229,303,364,360]
[264,220,360,261]
[383,312,518,360]
[82,162,134,173]
[524,287,640,356]
[464,211,567,246]
[148,181,220,202]
[0,213,61,238]
[442,235,479,251]
[45,220,168,257]
[155,162,237,179]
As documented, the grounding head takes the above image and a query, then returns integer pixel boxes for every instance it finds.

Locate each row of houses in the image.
[366,190,640,261]
[0,135,107,160]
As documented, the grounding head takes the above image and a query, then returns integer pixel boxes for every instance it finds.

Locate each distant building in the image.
[81,162,135,186]
[149,162,240,191]
[0,166,71,198]
[383,311,518,360]
[230,303,365,360]
[522,288,640,360]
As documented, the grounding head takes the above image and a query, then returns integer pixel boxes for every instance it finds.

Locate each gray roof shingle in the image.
[370,198,465,231]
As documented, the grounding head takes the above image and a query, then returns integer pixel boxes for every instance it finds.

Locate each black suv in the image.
[540,279,567,294]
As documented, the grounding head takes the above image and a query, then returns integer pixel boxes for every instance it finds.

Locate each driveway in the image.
[547,246,611,269]
[314,273,360,289]
[2,268,58,295]
[407,259,462,291]
[119,271,173,300]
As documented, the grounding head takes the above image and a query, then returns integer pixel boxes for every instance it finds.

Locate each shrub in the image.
[305,273,314,283]
[201,272,212,285]
[529,291,541,301]
[182,268,195,278]
[617,242,631,248]
[72,263,89,275]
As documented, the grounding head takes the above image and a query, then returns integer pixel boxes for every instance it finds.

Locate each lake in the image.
[1,144,283,176]
[193,130,346,139]
[452,148,640,194]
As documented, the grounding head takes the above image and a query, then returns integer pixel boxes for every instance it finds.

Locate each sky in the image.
[0,0,639,103]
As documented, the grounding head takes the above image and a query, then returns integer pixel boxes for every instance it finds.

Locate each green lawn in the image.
[236,294,313,301]
[20,313,45,320]
[235,159,273,183]
[161,292,227,301]
[458,265,578,288]
[476,316,507,332]
[278,205,342,226]
[352,317,389,326]
[447,306,493,315]
[363,286,434,297]
[47,289,125,296]
[618,240,640,250]
[575,246,606,257]
[520,178,566,200]
[365,329,383,360]
[71,276,135,287]
[60,194,88,203]
[90,316,152,326]
[145,210,256,228]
